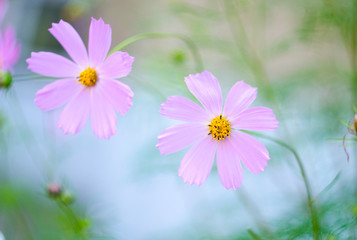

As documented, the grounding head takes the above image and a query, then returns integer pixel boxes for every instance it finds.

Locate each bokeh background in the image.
[0,0,356,239]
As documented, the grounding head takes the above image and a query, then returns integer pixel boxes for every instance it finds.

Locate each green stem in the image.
[12,74,55,82]
[57,202,87,239]
[109,32,204,72]
[349,0,357,121]
[351,0,357,203]
[237,188,274,238]
[7,89,47,181]
[246,131,320,240]
[221,0,292,141]
[247,229,263,240]
[18,210,35,240]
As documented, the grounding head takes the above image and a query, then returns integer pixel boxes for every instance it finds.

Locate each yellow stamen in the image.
[208,114,231,141]
[78,67,97,87]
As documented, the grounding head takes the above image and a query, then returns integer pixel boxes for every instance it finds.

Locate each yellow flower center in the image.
[208,114,231,141]
[78,67,97,87]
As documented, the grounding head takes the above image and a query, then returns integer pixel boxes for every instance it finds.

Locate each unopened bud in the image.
[60,191,74,205]
[0,71,12,89]
[47,182,62,198]
[353,115,357,134]
[171,50,186,64]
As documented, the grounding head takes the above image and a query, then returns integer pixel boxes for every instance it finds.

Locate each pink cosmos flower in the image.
[0,26,20,72]
[27,18,134,139]
[156,71,279,190]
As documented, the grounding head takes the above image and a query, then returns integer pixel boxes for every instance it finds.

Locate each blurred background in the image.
[0,0,356,239]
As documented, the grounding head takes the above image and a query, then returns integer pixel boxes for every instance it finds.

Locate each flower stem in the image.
[246,131,320,240]
[237,188,274,238]
[109,32,204,72]
[247,229,263,240]
[350,0,357,105]
[12,74,55,82]
[57,201,88,239]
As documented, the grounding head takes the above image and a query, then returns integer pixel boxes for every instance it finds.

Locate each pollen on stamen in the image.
[207,114,231,141]
[78,67,97,87]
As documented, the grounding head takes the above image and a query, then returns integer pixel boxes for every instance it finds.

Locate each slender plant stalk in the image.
[57,202,87,239]
[352,0,357,104]
[0,129,9,181]
[7,89,47,181]
[18,210,35,240]
[237,188,274,238]
[109,32,204,72]
[247,229,264,240]
[220,0,293,144]
[246,131,320,240]
[351,0,357,202]
[221,0,272,100]
[12,75,55,82]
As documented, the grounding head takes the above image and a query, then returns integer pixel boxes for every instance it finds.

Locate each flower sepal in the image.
[0,71,12,89]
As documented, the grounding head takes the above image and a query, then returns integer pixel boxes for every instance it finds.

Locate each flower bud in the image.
[171,50,186,64]
[47,182,62,198]
[60,191,74,205]
[0,71,12,89]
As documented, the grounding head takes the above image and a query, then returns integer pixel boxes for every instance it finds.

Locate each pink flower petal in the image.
[178,136,217,186]
[97,51,134,79]
[27,52,80,78]
[88,18,112,68]
[58,89,90,135]
[156,123,208,155]
[229,131,270,175]
[232,107,279,131]
[35,78,83,111]
[223,81,257,120]
[159,96,211,123]
[98,78,133,115]
[49,20,88,67]
[184,71,222,116]
[0,26,20,71]
[90,87,117,139]
[217,139,244,190]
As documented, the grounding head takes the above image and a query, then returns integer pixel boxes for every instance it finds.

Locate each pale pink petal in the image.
[1,26,20,71]
[229,131,270,175]
[156,123,208,155]
[97,51,134,79]
[90,87,117,139]
[27,52,80,78]
[58,89,90,134]
[159,96,211,123]
[88,18,112,67]
[184,71,222,116]
[49,20,88,67]
[178,136,217,186]
[98,78,133,115]
[232,107,279,131]
[35,78,83,111]
[223,81,257,120]
[217,139,243,190]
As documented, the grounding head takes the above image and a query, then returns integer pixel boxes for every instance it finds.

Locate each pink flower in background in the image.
[156,71,279,190]
[0,26,21,72]
[27,18,134,139]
